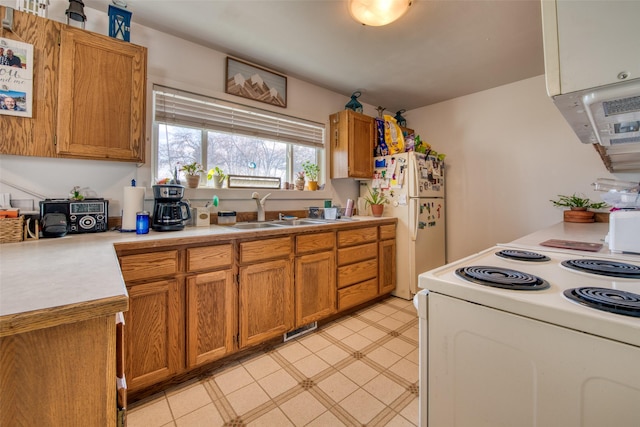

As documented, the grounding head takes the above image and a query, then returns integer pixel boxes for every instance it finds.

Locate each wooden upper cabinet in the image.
[57,27,147,162]
[0,7,60,158]
[330,110,374,179]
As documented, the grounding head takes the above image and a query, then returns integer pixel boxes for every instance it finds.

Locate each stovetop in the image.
[419,246,640,347]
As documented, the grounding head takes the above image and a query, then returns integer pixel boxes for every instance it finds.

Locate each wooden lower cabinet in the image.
[379,238,397,294]
[294,232,336,326]
[239,259,294,347]
[118,223,395,396]
[125,279,182,391]
[295,251,336,325]
[336,227,379,311]
[186,270,235,368]
[0,315,117,426]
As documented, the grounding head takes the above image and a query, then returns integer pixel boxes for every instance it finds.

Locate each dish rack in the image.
[0,216,25,243]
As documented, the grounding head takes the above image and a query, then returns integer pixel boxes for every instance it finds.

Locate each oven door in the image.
[413,289,429,427]
[429,293,640,426]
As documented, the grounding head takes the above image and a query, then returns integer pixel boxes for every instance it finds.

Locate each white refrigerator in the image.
[360,152,446,300]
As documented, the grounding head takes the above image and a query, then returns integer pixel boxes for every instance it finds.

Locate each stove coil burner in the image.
[564,287,640,317]
[561,259,640,279]
[495,249,550,262]
[455,266,550,290]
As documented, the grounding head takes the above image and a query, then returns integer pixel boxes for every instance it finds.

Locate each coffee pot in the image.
[151,184,191,231]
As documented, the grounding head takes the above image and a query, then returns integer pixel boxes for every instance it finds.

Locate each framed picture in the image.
[225,57,287,108]
[0,37,34,118]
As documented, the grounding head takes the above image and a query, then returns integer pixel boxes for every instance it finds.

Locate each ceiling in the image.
[84,0,546,113]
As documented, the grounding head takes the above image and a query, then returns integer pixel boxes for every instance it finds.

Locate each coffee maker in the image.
[152,184,191,231]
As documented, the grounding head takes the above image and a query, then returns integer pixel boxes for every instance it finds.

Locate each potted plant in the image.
[364,187,389,217]
[550,193,608,223]
[295,171,306,191]
[207,166,227,189]
[301,160,320,191]
[179,161,205,188]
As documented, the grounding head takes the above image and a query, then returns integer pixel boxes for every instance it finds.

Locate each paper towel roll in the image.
[121,187,145,231]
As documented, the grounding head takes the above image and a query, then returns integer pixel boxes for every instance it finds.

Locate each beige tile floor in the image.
[127,296,419,427]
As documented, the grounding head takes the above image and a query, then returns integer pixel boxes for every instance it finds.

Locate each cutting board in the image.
[540,239,603,252]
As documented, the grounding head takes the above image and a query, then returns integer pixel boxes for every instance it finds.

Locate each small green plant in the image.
[550,193,608,210]
[207,166,226,180]
[364,188,389,206]
[301,161,320,182]
[179,161,204,176]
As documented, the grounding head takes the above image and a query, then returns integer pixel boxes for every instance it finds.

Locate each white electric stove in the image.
[416,246,640,427]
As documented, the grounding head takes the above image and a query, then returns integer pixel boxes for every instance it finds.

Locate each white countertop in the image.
[0,216,387,335]
[499,221,640,262]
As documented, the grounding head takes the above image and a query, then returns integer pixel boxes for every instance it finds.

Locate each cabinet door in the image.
[379,239,396,295]
[125,279,181,391]
[554,1,640,94]
[349,112,375,178]
[186,270,235,368]
[239,259,293,347]
[330,110,374,179]
[295,251,336,326]
[57,27,146,162]
[0,7,61,158]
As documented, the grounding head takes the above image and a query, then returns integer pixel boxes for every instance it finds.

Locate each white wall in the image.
[405,75,640,262]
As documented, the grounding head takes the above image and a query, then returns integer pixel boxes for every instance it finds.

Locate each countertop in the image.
[0,216,393,336]
[500,221,640,262]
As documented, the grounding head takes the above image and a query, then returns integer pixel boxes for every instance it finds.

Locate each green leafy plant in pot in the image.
[364,188,389,217]
[550,193,608,223]
[179,161,205,188]
[301,160,320,191]
[207,166,227,189]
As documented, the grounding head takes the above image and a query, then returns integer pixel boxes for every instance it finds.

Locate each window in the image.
[153,85,324,186]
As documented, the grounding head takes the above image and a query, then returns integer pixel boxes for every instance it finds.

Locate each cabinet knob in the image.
[617,71,630,80]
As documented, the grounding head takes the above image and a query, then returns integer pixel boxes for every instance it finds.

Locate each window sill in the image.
[177,186,333,201]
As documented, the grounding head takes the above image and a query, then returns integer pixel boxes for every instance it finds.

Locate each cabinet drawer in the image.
[337,258,377,289]
[337,242,377,266]
[296,232,335,255]
[187,244,233,272]
[119,250,178,282]
[379,224,396,240]
[337,227,377,247]
[337,278,378,311]
[240,237,291,263]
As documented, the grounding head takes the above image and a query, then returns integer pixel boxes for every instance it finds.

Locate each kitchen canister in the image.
[136,211,149,234]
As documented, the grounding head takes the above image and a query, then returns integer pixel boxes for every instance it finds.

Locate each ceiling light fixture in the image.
[348,0,412,26]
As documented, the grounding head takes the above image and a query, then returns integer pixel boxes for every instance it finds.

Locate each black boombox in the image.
[40,199,109,235]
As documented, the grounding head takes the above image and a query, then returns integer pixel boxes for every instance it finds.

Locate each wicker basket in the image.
[0,216,25,243]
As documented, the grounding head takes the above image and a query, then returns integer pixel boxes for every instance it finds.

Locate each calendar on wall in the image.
[0,37,34,118]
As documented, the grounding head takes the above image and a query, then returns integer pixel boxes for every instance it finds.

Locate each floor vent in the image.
[284,322,317,341]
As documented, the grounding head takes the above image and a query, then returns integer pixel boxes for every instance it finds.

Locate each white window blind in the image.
[154,85,324,148]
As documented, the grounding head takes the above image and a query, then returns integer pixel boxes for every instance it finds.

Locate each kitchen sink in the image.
[232,222,286,229]
[232,218,357,229]
[273,219,327,226]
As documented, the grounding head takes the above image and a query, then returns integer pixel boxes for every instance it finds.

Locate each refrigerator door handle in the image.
[409,198,419,241]
[409,153,419,198]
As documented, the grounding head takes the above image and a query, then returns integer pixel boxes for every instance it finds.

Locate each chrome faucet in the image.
[251,192,271,222]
